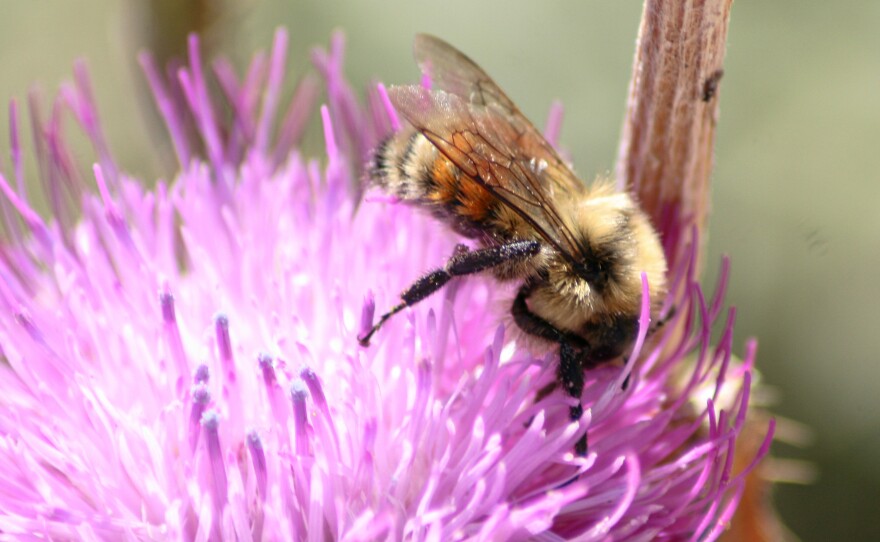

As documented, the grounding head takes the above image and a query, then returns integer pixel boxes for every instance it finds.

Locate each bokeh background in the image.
[1,1,878,539]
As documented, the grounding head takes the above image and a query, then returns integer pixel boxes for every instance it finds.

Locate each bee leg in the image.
[559,341,588,456]
[512,284,590,455]
[511,282,585,345]
[534,380,559,403]
[359,240,541,346]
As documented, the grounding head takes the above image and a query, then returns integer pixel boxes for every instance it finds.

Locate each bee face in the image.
[525,197,663,340]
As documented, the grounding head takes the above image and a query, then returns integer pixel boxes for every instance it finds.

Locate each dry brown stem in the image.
[617,0,733,273]
[618,3,799,540]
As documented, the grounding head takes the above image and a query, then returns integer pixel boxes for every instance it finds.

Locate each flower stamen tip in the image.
[159,291,176,323]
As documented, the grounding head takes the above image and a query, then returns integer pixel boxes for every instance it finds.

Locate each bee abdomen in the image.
[370,131,437,201]
[370,131,500,234]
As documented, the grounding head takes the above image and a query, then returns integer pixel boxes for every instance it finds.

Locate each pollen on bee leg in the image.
[452,243,470,257]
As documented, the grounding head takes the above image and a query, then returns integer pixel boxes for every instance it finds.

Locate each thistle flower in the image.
[0,22,772,542]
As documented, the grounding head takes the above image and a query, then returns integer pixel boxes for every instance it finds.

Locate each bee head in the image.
[571,255,613,292]
[572,243,622,293]
[564,195,668,313]
[567,204,632,295]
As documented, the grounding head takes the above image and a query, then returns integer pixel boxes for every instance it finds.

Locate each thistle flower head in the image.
[0,28,771,541]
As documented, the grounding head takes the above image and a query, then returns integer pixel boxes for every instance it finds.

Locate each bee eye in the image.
[574,261,599,282]
[574,259,609,289]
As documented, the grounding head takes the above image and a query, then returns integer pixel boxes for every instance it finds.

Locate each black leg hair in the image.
[512,281,590,455]
[559,342,588,456]
[358,240,541,346]
[515,287,676,455]
[511,282,587,348]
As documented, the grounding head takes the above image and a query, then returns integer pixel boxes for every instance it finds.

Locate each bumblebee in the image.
[360,35,667,455]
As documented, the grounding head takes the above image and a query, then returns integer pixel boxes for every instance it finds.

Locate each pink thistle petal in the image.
[7,100,26,197]
[189,384,211,452]
[254,29,288,154]
[273,74,320,167]
[543,100,565,149]
[178,35,227,184]
[289,380,311,457]
[139,52,191,165]
[376,82,402,132]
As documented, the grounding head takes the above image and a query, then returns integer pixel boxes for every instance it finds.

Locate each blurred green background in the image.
[1,1,878,539]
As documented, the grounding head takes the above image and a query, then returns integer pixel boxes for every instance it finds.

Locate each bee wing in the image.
[412,34,584,197]
[389,84,587,265]
[413,34,518,112]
